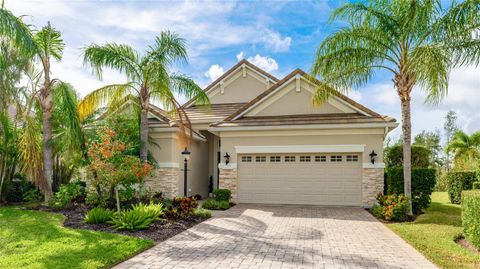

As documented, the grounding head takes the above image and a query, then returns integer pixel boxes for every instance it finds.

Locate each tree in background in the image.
[444,110,459,170]
[311,0,480,215]
[446,130,480,171]
[414,130,443,168]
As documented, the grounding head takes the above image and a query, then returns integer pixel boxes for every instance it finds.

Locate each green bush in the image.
[3,175,40,203]
[193,208,212,219]
[447,171,477,204]
[371,193,410,221]
[385,145,431,168]
[22,188,43,202]
[461,190,480,248]
[386,168,436,214]
[109,208,155,230]
[434,171,449,192]
[472,182,480,190]
[131,202,164,221]
[50,181,86,209]
[213,189,231,201]
[84,207,115,224]
[202,199,230,210]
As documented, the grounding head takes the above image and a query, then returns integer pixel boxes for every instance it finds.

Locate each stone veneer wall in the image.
[362,168,384,207]
[219,168,238,200]
[144,168,179,199]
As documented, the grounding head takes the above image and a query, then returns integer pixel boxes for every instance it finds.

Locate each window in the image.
[346,155,359,162]
[270,156,281,162]
[284,156,296,162]
[255,156,266,162]
[315,156,327,162]
[300,156,311,162]
[330,155,342,162]
[241,156,252,162]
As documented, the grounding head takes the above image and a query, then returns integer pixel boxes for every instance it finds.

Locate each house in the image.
[145,59,398,207]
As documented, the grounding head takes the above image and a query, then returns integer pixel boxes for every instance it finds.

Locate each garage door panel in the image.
[237,153,362,206]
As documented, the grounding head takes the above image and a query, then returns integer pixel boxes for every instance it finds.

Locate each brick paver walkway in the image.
[115,205,437,269]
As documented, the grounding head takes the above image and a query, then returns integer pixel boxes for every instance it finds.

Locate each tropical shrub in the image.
[213,189,231,201]
[23,188,43,202]
[50,181,86,209]
[371,193,410,221]
[131,202,164,221]
[385,145,431,168]
[3,175,40,203]
[447,171,477,204]
[386,168,436,214]
[193,208,212,219]
[84,207,115,224]
[473,182,480,190]
[202,199,230,210]
[461,190,480,248]
[109,208,154,230]
[172,197,198,216]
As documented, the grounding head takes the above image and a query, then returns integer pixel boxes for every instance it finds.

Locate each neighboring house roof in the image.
[183,59,279,108]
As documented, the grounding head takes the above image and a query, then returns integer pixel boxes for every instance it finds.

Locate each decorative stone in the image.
[219,168,238,201]
[362,168,384,207]
[144,168,179,198]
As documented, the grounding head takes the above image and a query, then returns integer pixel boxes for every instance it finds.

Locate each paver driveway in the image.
[115,205,437,269]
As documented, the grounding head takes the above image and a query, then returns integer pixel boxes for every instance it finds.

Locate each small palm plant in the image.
[79,31,209,162]
[446,130,480,170]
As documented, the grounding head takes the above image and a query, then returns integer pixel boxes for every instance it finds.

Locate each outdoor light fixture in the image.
[369,150,377,164]
[224,152,230,165]
[181,147,191,196]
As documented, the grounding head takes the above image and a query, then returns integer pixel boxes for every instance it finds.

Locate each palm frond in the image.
[144,30,188,67]
[169,75,209,106]
[0,8,37,56]
[34,23,64,61]
[53,82,83,151]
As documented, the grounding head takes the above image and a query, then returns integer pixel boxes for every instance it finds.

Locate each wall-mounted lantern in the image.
[369,150,377,164]
[224,152,230,165]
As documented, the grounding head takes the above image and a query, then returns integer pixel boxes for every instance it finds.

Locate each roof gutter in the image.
[208,122,399,132]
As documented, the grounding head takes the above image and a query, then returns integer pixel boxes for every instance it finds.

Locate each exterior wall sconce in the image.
[369,150,378,164]
[224,152,230,165]
[181,147,191,196]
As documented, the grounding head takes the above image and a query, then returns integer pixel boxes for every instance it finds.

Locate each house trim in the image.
[234,144,366,154]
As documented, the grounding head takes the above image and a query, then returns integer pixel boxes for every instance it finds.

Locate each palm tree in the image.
[0,2,37,56]
[311,0,480,215]
[446,130,480,171]
[80,31,209,162]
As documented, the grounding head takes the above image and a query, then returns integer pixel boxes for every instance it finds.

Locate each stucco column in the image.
[144,167,180,199]
[218,163,238,201]
[362,164,385,207]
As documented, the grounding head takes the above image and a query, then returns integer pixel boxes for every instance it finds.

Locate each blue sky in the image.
[7,0,480,139]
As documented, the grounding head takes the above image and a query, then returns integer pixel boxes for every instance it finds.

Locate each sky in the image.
[6,0,480,140]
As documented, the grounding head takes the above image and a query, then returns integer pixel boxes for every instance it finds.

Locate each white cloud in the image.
[261,29,292,52]
[236,51,245,61]
[247,54,279,73]
[347,91,362,102]
[204,65,225,82]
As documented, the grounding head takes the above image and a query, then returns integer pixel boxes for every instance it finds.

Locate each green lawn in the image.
[388,192,480,269]
[0,207,153,269]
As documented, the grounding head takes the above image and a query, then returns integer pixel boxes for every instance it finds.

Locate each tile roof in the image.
[184,103,247,123]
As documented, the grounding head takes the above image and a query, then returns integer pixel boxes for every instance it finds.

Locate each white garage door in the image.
[237,153,362,206]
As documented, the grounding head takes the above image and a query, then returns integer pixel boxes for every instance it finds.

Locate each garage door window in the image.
[300,156,311,162]
[284,156,296,162]
[270,156,281,162]
[241,156,252,162]
[346,155,359,162]
[315,156,327,162]
[255,156,266,162]
[330,155,343,162]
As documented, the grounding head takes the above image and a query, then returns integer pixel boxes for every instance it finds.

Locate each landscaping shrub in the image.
[447,171,477,204]
[84,207,115,224]
[50,181,86,209]
[472,182,480,190]
[164,197,198,220]
[213,189,231,201]
[461,190,480,248]
[371,193,410,221]
[193,208,212,219]
[22,188,43,202]
[386,168,436,214]
[3,175,40,203]
[202,199,230,210]
[131,202,164,221]
[109,208,154,230]
[384,145,431,168]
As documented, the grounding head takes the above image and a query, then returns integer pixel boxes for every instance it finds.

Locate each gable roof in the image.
[222,69,385,122]
[183,59,279,108]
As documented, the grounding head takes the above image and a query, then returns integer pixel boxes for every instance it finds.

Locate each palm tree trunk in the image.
[41,102,54,201]
[400,95,413,216]
[139,89,149,162]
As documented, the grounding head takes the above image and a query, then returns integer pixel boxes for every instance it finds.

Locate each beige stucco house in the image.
[145,59,398,207]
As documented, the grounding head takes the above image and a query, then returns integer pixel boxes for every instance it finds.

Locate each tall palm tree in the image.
[80,31,209,162]
[0,2,37,56]
[311,0,480,215]
[446,130,480,171]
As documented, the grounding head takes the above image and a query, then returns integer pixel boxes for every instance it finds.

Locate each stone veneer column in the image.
[144,168,179,199]
[219,166,238,201]
[362,167,384,207]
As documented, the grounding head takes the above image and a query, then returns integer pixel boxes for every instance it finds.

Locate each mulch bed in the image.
[455,235,480,254]
[29,205,206,242]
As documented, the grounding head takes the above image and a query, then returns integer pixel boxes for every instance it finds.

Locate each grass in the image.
[0,206,154,269]
[387,192,480,269]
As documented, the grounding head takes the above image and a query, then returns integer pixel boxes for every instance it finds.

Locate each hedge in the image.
[447,171,477,204]
[386,168,436,214]
[384,145,431,168]
[462,190,480,248]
